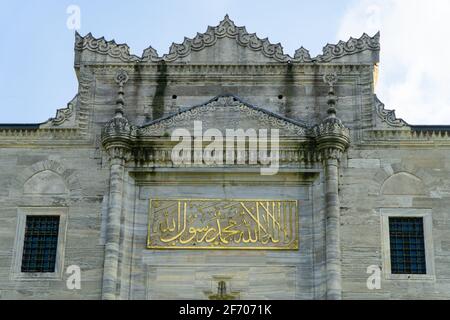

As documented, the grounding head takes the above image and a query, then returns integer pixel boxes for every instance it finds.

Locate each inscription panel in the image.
[147,199,298,250]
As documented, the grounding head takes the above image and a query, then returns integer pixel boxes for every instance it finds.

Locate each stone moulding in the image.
[129,146,320,167]
[74,15,380,64]
[363,129,450,144]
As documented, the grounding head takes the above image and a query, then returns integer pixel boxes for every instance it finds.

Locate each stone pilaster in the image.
[321,149,344,300]
[101,117,133,299]
[316,139,349,300]
[100,70,133,300]
[314,74,350,300]
[101,147,129,300]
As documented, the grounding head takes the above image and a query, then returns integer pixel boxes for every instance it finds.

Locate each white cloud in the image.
[337,0,450,125]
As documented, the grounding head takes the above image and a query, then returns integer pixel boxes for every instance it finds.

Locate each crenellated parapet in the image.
[75,32,141,64]
[74,15,380,65]
[315,32,380,63]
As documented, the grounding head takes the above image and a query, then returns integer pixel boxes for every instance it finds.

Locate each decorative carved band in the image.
[75,32,141,62]
[75,16,380,64]
[162,15,290,63]
[315,32,380,62]
[139,95,308,137]
[375,95,408,128]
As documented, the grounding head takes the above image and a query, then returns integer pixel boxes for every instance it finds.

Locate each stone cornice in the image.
[129,144,320,167]
[363,129,450,143]
[88,63,373,78]
[0,127,81,139]
[74,15,380,64]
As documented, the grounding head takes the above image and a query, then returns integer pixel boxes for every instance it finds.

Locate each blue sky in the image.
[1,0,450,124]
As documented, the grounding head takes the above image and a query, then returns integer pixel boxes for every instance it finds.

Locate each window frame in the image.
[380,208,435,281]
[10,207,68,281]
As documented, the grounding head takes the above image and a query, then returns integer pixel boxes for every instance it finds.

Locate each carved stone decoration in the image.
[77,71,95,135]
[23,170,68,195]
[314,119,350,161]
[102,116,134,138]
[316,32,380,62]
[139,95,309,137]
[293,47,312,63]
[101,116,136,162]
[11,160,82,198]
[313,120,350,139]
[314,82,351,164]
[162,15,291,63]
[114,69,129,86]
[375,95,408,128]
[44,96,76,126]
[75,32,141,62]
[323,73,338,87]
[75,20,379,64]
[104,146,132,162]
[141,46,160,62]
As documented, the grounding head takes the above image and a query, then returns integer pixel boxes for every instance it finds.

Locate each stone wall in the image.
[1,16,449,300]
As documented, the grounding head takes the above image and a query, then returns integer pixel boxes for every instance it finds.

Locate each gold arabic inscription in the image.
[147,199,298,250]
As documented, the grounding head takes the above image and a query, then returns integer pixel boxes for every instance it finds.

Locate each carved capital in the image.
[319,147,344,162]
[314,119,350,139]
[105,145,132,162]
[314,118,350,162]
[101,116,135,139]
[101,116,135,162]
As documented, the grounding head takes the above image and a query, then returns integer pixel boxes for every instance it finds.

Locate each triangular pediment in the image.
[138,95,309,138]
